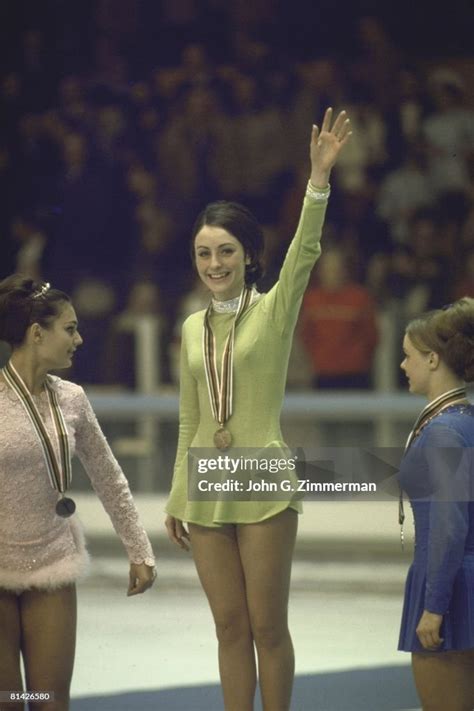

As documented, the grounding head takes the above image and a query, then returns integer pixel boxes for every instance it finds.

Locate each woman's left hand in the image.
[127,562,157,596]
[310,107,352,187]
[416,610,444,650]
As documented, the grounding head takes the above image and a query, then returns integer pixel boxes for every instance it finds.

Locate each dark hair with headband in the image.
[0,274,71,348]
[191,201,264,286]
[406,297,474,382]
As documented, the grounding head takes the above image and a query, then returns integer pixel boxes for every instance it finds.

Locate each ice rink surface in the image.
[69,552,420,710]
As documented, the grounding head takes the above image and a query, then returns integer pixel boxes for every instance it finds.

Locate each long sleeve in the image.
[171,319,200,483]
[264,195,328,333]
[73,387,155,566]
[422,425,470,614]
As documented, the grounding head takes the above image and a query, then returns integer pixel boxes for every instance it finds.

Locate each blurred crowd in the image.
[1,2,474,389]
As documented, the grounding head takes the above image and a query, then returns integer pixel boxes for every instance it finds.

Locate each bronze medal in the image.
[213,427,232,450]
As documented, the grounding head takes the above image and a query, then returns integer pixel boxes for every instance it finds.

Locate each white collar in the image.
[212,287,260,314]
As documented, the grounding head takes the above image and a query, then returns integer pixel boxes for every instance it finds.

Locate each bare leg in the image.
[188,524,256,711]
[412,649,474,711]
[20,585,77,711]
[238,509,298,711]
[0,589,23,711]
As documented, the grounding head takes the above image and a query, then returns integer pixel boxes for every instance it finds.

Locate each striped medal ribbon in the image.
[398,385,467,547]
[203,287,253,450]
[3,361,76,517]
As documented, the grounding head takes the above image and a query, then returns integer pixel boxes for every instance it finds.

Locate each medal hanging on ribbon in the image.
[398,385,467,548]
[203,287,253,450]
[2,361,76,518]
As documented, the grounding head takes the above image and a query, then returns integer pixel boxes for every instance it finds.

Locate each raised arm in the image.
[265,108,352,329]
[309,107,352,188]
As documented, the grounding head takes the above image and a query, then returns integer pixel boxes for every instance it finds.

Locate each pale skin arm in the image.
[127,562,157,596]
[416,610,444,651]
[309,107,352,188]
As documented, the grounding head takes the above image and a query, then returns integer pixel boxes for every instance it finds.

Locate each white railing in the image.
[88,390,426,420]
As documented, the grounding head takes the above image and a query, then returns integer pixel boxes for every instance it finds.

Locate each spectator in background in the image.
[45,130,133,293]
[69,277,117,385]
[384,68,428,168]
[436,192,471,293]
[423,69,474,196]
[0,72,25,140]
[377,144,434,244]
[103,280,163,389]
[56,76,92,129]
[329,183,392,277]
[126,162,187,306]
[332,87,387,189]
[288,59,343,171]
[453,249,474,300]
[17,29,57,112]
[180,43,215,89]
[351,16,402,111]
[229,72,289,220]
[409,208,447,310]
[0,145,22,275]
[10,213,47,281]
[128,80,165,163]
[387,208,446,320]
[13,113,60,211]
[94,103,130,166]
[300,247,378,389]
[158,86,234,212]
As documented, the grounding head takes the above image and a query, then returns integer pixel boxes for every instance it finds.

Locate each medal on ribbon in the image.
[2,361,76,517]
[398,385,467,547]
[203,287,253,450]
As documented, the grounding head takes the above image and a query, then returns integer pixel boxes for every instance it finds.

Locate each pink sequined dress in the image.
[0,375,155,592]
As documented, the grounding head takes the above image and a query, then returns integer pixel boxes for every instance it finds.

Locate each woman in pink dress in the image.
[0,274,156,711]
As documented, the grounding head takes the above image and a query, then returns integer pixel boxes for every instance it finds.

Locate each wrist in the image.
[310,171,331,189]
[306,181,331,201]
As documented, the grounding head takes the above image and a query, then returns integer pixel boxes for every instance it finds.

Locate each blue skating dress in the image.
[398,404,474,652]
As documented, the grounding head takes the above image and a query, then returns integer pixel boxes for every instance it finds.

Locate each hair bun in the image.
[460,321,474,338]
[0,273,70,348]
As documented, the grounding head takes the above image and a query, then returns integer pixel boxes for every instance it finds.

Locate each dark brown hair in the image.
[0,274,71,348]
[191,201,264,286]
[406,297,474,382]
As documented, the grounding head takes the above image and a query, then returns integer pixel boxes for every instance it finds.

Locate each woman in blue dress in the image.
[398,297,474,710]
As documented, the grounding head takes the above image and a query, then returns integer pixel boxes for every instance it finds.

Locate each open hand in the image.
[310,107,351,186]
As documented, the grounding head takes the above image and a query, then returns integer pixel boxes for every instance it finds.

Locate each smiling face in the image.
[194,225,249,301]
[400,334,433,395]
[36,302,83,370]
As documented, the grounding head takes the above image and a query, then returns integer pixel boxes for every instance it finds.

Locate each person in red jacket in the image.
[300,247,378,389]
